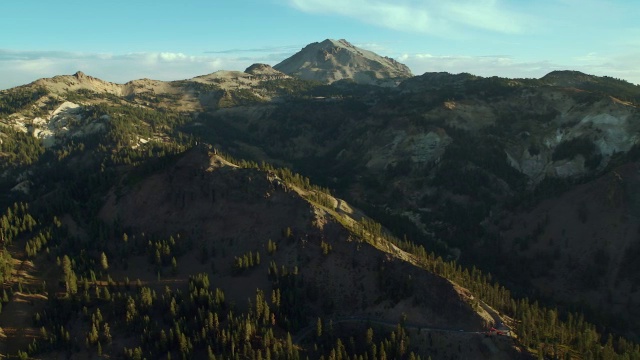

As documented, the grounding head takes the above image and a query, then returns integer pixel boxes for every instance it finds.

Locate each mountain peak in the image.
[319,38,354,48]
[541,70,595,86]
[274,38,412,86]
[244,63,286,77]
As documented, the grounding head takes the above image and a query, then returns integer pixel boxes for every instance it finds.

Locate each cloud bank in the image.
[0,50,268,90]
[1,47,638,90]
[398,52,640,84]
[399,53,556,79]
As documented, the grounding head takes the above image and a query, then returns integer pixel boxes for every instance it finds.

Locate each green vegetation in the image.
[147,235,185,269]
[2,143,639,360]
[215,150,334,208]
[3,196,429,359]
[0,127,45,167]
[267,239,278,255]
[260,78,323,96]
[232,251,261,273]
[218,89,265,108]
[345,213,640,360]
[0,86,48,115]
[542,71,640,105]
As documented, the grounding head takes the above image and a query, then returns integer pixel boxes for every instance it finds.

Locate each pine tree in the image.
[100,252,109,270]
[171,257,178,275]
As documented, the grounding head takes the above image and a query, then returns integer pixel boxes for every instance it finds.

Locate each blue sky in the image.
[1,0,638,89]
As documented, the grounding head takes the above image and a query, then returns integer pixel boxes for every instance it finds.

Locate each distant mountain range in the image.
[1,38,640,359]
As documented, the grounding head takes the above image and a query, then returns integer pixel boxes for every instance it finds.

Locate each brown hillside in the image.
[496,162,640,335]
[99,147,483,327]
[92,146,530,359]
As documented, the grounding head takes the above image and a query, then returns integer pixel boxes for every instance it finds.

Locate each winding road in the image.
[293,301,512,343]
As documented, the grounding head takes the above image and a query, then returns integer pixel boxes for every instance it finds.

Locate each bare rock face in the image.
[274,39,412,86]
[243,63,289,81]
[73,71,87,79]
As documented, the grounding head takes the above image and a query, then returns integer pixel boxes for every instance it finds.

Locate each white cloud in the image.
[353,42,390,53]
[399,53,554,78]
[205,44,303,55]
[288,0,436,33]
[570,52,640,84]
[0,50,281,90]
[444,0,525,33]
[397,52,640,84]
[286,0,531,35]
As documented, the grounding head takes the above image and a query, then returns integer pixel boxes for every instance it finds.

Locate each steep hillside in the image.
[274,39,412,85]
[0,145,534,359]
[183,70,640,340]
[493,161,640,334]
[100,147,488,330]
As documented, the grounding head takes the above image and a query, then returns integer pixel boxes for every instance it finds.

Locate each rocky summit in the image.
[274,38,412,85]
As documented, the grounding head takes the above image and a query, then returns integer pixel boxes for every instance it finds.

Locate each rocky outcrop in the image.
[244,63,288,80]
[365,129,451,171]
[30,101,106,148]
[33,70,125,96]
[505,95,639,182]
